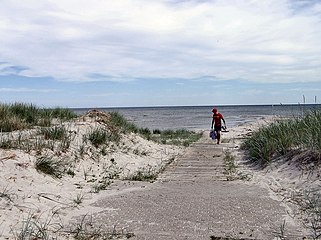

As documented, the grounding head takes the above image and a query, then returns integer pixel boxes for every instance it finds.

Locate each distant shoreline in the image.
[70,103,321,111]
[71,104,321,131]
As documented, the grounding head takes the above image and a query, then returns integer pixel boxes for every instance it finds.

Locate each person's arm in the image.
[211,117,214,129]
[222,117,226,128]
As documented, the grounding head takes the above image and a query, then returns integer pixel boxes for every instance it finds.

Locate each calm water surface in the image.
[73,104,321,131]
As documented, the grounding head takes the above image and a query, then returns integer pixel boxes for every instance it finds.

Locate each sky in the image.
[1,0,321,108]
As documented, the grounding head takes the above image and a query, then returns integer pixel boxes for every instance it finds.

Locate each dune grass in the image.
[109,112,139,133]
[151,128,202,146]
[85,127,121,147]
[243,110,321,166]
[0,102,77,132]
[40,126,68,140]
[109,111,201,146]
[35,156,70,178]
[124,165,158,182]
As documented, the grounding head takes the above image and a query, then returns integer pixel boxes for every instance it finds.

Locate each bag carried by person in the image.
[210,130,217,140]
[221,126,229,132]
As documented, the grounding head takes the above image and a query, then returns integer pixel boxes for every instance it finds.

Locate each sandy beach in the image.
[0,110,184,239]
[0,112,320,239]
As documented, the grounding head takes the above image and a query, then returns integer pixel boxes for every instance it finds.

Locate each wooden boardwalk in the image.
[89,136,306,239]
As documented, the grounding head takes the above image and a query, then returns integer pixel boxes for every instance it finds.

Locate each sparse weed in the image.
[125,165,158,182]
[83,168,89,181]
[296,191,321,239]
[133,148,140,155]
[272,220,287,240]
[69,214,134,239]
[15,212,62,240]
[86,163,121,193]
[73,192,85,206]
[101,162,122,180]
[91,179,111,193]
[158,157,176,174]
[66,168,75,177]
[0,185,16,202]
[79,144,86,157]
[100,146,108,156]
[35,156,69,178]
[223,150,238,181]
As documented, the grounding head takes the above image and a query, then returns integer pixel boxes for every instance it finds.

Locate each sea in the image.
[73,104,321,131]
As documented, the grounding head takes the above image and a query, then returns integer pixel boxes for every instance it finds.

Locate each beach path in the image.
[90,134,304,240]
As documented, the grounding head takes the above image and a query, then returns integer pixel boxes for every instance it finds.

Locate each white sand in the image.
[0,111,183,239]
[224,116,321,237]
[1,113,320,238]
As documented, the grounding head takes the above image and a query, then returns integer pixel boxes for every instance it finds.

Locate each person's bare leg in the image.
[216,131,221,144]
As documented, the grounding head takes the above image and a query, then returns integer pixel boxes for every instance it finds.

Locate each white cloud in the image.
[0,0,321,83]
[0,88,59,93]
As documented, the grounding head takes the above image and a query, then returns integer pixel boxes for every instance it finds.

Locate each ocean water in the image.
[73,104,321,131]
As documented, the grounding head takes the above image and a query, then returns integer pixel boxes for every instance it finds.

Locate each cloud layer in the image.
[1,0,321,83]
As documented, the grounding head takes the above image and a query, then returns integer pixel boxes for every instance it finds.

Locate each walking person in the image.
[211,108,226,144]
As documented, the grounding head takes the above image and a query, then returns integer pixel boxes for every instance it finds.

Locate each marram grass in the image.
[109,111,201,146]
[243,110,321,166]
[0,102,77,132]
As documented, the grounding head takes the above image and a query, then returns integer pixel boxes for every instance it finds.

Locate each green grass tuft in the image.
[107,112,201,146]
[35,156,69,178]
[41,126,67,140]
[109,111,138,133]
[86,124,122,148]
[0,102,77,132]
[243,110,321,166]
[151,128,202,146]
